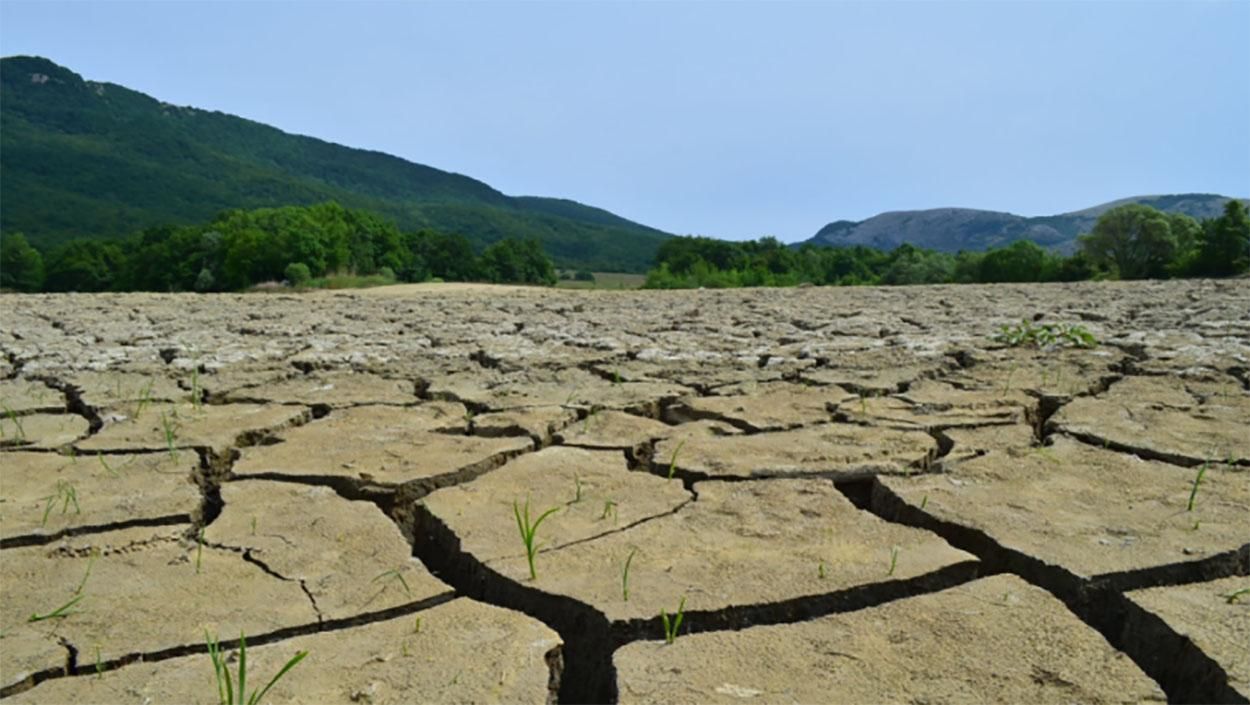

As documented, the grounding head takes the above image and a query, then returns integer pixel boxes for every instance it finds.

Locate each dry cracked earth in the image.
[1,280,1248,704]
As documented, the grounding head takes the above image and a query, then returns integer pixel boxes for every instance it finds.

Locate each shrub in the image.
[284,262,311,287]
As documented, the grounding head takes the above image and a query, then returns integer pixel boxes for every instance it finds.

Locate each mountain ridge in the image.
[0,55,670,271]
[804,194,1249,253]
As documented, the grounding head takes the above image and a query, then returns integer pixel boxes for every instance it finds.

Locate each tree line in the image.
[0,202,557,292]
[643,201,1250,288]
[4,199,1246,293]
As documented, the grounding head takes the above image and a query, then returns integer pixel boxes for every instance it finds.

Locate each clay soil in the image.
[1,279,1247,704]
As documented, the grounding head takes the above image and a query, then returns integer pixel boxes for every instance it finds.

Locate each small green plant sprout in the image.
[1223,587,1250,604]
[41,479,81,527]
[413,616,422,634]
[513,497,560,580]
[563,386,580,406]
[206,630,308,705]
[666,439,687,480]
[372,569,412,596]
[1187,460,1209,512]
[661,596,686,644]
[196,527,206,574]
[622,548,637,601]
[160,411,180,460]
[1,403,25,442]
[28,593,84,622]
[919,494,929,510]
[612,371,622,387]
[1000,363,1018,397]
[97,453,119,478]
[582,407,603,434]
[600,499,618,522]
[94,645,103,678]
[993,321,1097,349]
[132,379,155,419]
[818,561,827,580]
[887,546,900,577]
[190,366,203,411]
[75,548,99,594]
[571,474,584,504]
[250,516,257,536]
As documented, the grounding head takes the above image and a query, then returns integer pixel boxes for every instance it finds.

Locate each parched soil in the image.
[1,280,1247,704]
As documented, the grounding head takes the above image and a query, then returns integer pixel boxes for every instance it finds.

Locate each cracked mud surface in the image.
[1,279,1248,703]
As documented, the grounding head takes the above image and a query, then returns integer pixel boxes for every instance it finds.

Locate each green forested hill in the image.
[0,56,670,271]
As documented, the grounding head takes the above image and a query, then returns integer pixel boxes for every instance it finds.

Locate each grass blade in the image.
[28,593,84,622]
[249,650,308,705]
[237,633,247,705]
[1187,461,1209,512]
[667,439,686,480]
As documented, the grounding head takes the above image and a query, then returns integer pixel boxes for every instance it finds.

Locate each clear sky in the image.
[2,1,1247,241]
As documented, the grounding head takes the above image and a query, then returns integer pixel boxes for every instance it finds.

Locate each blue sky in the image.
[2,1,1247,241]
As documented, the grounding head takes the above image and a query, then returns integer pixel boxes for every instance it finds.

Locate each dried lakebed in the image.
[1,280,1247,704]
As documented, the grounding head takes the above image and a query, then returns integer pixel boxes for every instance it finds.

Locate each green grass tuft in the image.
[661,596,686,644]
[993,320,1097,349]
[622,548,637,601]
[1187,461,1209,512]
[1,403,25,442]
[372,569,412,596]
[41,479,81,526]
[160,411,180,460]
[133,379,155,419]
[600,499,618,522]
[513,497,560,580]
[206,630,308,705]
[667,439,686,480]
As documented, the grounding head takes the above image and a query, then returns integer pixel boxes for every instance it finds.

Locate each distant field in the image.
[554,272,647,290]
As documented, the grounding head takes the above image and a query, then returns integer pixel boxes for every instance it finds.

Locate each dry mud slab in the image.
[614,574,1165,704]
[1,279,1248,703]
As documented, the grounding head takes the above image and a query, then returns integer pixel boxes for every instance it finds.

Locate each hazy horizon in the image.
[2,1,1247,241]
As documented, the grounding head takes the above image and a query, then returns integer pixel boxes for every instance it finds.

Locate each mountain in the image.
[803,194,1248,253]
[0,56,670,271]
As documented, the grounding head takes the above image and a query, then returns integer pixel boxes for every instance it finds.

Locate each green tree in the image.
[979,240,1047,283]
[407,230,480,281]
[43,240,124,292]
[1,232,45,291]
[1194,200,1250,277]
[221,227,273,289]
[284,262,311,286]
[1078,204,1178,279]
[480,238,557,285]
[880,244,955,285]
[194,267,215,292]
[1054,251,1098,282]
[1162,213,1201,277]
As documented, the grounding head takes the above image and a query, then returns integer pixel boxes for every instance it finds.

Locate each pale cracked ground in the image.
[1,280,1248,704]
